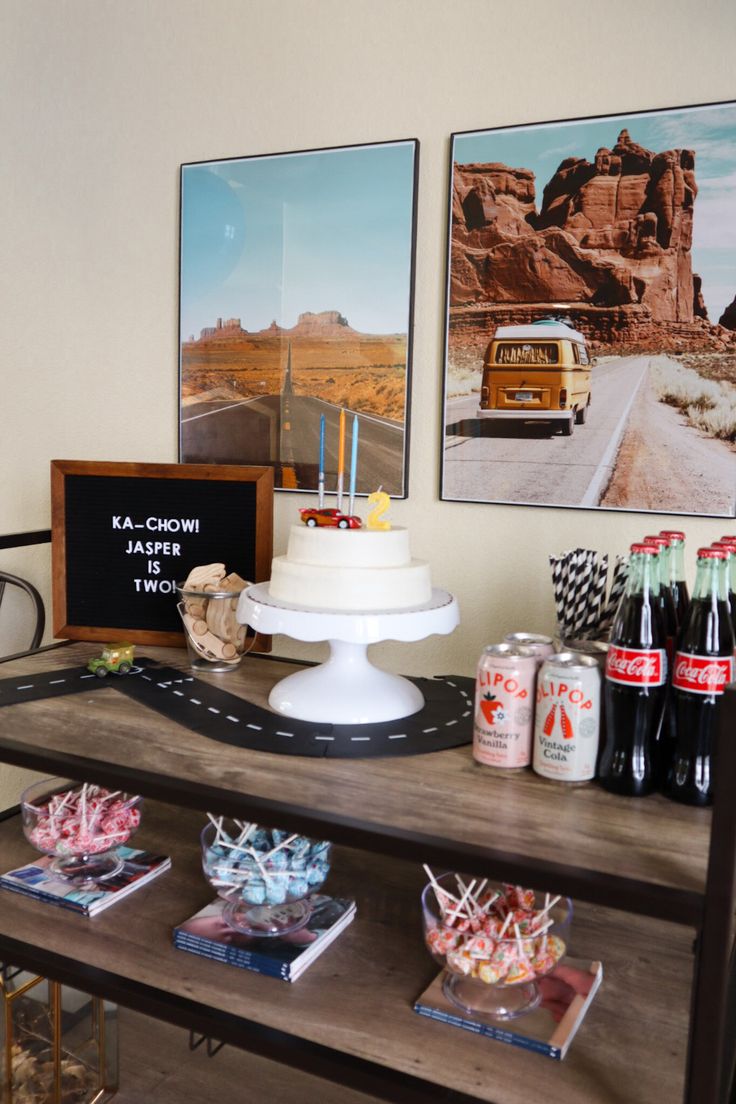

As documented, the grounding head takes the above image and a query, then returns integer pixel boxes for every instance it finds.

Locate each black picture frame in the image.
[440,99,736,518]
[179,139,420,500]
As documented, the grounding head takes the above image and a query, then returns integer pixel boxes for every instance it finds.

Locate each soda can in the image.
[557,637,609,672]
[474,643,538,772]
[504,633,555,662]
[533,652,601,784]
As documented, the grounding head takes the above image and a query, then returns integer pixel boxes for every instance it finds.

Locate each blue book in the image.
[413,960,603,1061]
[173,895,356,982]
[0,848,171,917]
[173,934,287,980]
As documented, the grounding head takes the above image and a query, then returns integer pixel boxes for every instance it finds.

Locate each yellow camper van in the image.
[477,319,592,436]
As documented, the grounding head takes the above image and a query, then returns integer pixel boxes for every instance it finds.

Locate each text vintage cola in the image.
[533,652,601,783]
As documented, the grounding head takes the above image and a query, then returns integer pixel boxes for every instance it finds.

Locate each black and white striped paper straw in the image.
[598,556,629,637]
[550,548,602,640]
[549,554,568,633]
[580,554,609,639]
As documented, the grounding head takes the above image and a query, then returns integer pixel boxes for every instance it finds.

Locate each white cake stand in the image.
[237,583,460,725]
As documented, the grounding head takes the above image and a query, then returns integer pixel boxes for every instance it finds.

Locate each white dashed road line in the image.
[6,669,471,754]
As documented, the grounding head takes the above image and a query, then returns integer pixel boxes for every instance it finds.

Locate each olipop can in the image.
[473,643,538,772]
[504,633,555,662]
[556,638,609,672]
[533,652,601,783]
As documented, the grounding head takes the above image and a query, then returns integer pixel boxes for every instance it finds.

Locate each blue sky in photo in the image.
[180,141,416,339]
[453,103,736,322]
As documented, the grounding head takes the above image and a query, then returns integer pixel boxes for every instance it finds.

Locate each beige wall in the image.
[1,0,734,807]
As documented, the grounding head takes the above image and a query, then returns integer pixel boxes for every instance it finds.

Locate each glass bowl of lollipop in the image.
[422,868,572,1020]
[21,778,143,885]
[201,815,332,937]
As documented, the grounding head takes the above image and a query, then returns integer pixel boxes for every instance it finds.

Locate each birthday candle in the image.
[367,487,391,530]
[318,414,325,508]
[337,408,346,511]
[348,415,359,516]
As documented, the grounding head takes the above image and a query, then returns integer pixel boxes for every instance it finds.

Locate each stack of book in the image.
[414,960,603,1061]
[0,848,171,917]
[174,895,356,982]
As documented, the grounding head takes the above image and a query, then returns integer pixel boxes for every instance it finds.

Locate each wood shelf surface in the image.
[116,1007,385,1104]
[0,644,711,919]
[0,802,691,1104]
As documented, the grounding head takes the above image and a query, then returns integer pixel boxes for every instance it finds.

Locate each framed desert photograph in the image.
[441,101,736,517]
[179,139,419,497]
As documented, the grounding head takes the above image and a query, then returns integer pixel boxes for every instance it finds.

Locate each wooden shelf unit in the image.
[0,642,733,1104]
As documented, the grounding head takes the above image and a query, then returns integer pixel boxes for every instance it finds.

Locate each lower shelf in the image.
[0,802,692,1104]
[116,1007,383,1104]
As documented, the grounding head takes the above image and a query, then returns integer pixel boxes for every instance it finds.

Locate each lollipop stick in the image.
[532,894,561,928]
[446,879,477,925]
[422,864,460,906]
[498,911,514,939]
[263,833,299,860]
[479,890,501,915]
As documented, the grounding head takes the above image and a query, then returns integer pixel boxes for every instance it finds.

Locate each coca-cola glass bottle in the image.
[599,544,667,797]
[644,534,679,767]
[664,547,735,807]
[659,531,689,629]
[643,535,678,663]
[713,539,736,642]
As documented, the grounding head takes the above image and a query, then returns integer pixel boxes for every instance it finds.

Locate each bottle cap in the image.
[711,542,734,553]
[643,535,668,548]
[721,535,736,543]
[697,547,728,559]
[630,543,659,554]
[660,530,685,541]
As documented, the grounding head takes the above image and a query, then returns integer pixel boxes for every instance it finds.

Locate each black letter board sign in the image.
[51,460,273,646]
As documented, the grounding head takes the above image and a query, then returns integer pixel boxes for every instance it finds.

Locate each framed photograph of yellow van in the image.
[441,101,736,517]
[179,139,419,499]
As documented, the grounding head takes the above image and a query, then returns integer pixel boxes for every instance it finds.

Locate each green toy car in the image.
[87,642,136,677]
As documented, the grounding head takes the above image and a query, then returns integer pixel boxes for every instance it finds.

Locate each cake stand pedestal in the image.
[237,584,460,725]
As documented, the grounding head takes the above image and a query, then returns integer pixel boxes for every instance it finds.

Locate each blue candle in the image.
[348,415,359,514]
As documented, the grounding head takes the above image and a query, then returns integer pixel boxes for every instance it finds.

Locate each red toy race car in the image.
[299,508,362,530]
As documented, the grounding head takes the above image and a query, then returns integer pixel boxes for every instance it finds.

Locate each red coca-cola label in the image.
[672,652,734,695]
[605,645,666,686]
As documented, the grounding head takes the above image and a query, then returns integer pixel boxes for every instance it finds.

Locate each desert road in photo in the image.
[443,356,735,515]
[181,393,404,494]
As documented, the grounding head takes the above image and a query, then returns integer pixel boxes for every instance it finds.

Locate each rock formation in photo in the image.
[450,129,735,352]
[181,310,408,420]
[719,294,736,331]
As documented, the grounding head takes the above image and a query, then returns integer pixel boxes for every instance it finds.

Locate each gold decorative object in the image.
[1,965,117,1103]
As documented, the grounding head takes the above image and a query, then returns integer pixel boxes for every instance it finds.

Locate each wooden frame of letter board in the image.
[51,460,273,649]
